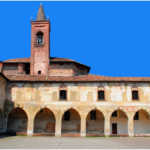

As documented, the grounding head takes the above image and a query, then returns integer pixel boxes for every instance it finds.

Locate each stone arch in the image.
[110,108,128,134]
[61,108,81,134]
[86,108,105,134]
[133,108,150,134]
[85,106,105,118]
[7,107,28,133]
[34,107,56,133]
[62,105,79,115]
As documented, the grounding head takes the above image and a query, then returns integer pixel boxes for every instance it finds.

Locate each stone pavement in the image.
[0,136,150,149]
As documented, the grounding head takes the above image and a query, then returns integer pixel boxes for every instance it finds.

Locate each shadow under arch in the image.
[61,108,81,134]
[34,108,56,133]
[7,107,28,134]
[133,109,150,134]
[86,109,105,135]
[0,108,3,132]
[110,109,128,135]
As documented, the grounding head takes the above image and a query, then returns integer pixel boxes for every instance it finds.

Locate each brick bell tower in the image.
[30,4,50,76]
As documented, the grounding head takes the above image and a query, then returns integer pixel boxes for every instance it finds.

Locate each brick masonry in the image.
[61,134,81,137]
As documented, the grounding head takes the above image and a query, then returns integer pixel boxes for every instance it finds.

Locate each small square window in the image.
[132,91,138,100]
[112,111,117,117]
[64,111,70,121]
[134,112,139,120]
[98,91,105,100]
[90,111,96,120]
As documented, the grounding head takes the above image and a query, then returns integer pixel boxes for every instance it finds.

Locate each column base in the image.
[105,133,109,137]
[81,133,86,137]
[27,130,33,136]
[129,133,134,137]
[55,133,61,137]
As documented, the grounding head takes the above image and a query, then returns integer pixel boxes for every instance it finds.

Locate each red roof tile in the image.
[3,57,73,63]
[4,74,150,82]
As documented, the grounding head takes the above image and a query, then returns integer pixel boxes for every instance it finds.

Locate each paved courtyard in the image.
[0,136,150,149]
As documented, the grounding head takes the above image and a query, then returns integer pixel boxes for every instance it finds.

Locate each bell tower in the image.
[30,4,50,76]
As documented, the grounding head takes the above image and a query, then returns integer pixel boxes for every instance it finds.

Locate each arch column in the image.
[128,113,134,137]
[104,116,110,136]
[27,117,34,136]
[80,114,86,137]
[55,111,62,137]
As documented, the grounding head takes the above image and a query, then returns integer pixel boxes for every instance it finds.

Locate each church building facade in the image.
[0,4,150,137]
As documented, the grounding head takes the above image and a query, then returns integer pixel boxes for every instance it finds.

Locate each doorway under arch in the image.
[110,109,128,134]
[86,109,104,135]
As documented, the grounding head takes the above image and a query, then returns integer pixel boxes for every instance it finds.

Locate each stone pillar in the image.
[128,117,134,137]
[55,118,62,137]
[104,117,110,136]
[80,115,86,137]
[27,118,34,136]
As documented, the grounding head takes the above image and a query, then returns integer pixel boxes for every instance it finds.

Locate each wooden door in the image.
[112,123,117,134]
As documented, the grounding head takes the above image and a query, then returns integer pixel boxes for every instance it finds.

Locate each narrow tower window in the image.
[36,31,43,44]
[38,71,41,75]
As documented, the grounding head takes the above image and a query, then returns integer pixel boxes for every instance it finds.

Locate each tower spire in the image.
[36,3,46,21]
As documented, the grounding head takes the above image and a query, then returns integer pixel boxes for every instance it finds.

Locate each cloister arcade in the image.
[4,107,150,137]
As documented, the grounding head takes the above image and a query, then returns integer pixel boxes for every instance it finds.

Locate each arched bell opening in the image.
[7,108,28,134]
[133,109,150,134]
[61,108,81,134]
[110,109,128,134]
[34,108,56,133]
[86,109,104,134]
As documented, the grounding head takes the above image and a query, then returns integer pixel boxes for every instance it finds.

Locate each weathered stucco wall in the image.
[3,82,150,136]
[5,82,150,103]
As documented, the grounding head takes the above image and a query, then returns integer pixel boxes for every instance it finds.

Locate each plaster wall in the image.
[5,82,150,103]
[134,110,150,134]
[110,110,128,134]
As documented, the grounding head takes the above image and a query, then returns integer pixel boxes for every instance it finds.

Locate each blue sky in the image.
[0,1,150,77]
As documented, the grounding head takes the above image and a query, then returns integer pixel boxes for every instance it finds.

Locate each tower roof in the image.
[36,3,46,21]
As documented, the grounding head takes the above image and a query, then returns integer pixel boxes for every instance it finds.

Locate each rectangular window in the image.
[60,90,66,100]
[98,91,105,100]
[134,112,139,120]
[90,111,96,120]
[132,91,138,100]
[112,111,117,117]
[64,111,70,121]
